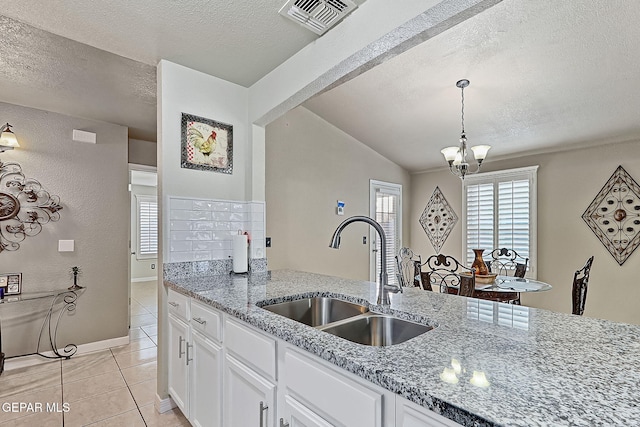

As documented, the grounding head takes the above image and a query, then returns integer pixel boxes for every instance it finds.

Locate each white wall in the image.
[266,107,411,281]
[409,139,640,325]
[158,60,249,207]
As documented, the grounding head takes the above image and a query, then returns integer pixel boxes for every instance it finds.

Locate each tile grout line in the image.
[111,347,149,427]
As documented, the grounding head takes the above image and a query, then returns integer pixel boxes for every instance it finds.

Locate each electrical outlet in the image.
[151,264,155,269]
[362,236,367,244]
[266,237,272,248]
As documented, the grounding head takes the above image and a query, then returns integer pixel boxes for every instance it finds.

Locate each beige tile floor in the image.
[0,280,189,427]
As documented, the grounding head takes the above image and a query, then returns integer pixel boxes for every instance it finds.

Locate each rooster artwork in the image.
[181,113,233,174]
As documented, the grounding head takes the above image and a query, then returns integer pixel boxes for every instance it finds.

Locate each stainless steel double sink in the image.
[260,297,434,346]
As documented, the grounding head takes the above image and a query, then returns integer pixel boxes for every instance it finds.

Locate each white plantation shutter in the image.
[465,183,494,265]
[137,196,158,259]
[498,179,530,261]
[463,166,538,277]
[370,180,402,286]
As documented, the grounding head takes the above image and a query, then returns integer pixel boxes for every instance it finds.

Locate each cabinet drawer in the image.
[191,300,222,343]
[284,349,382,427]
[167,289,189,321]
[225,319,276,381]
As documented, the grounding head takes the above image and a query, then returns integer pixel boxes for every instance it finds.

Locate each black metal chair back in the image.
[572,256,594,315]
[395,248,423,288]
[487,248,529,278]
[423,254,475,297]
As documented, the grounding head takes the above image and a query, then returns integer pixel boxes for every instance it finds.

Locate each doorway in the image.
[369,180,402,285]
[129,165,158,341]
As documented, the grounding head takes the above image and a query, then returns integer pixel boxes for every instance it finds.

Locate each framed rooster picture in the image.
[181,113,233,174]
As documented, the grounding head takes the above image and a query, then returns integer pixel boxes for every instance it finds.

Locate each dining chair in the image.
[422,254,475,297]
[486,248,529,278]
[572,256,594,315]
[395,247,423,288]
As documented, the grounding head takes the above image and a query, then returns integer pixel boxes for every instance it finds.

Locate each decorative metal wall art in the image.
[419,186,458,253]
[582,165,640,265]
[181,113,233,174]
[0,160,63,253]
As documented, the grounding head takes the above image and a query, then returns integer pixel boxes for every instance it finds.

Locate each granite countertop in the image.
[164,269,640,427]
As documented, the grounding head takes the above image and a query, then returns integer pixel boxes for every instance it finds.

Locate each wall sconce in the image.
[0,123,20,152]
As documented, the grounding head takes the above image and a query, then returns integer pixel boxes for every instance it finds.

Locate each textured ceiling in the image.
[304,0,640,172]
[0,0,352,87]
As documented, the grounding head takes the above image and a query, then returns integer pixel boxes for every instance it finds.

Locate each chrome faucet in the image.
[329,215,402,306]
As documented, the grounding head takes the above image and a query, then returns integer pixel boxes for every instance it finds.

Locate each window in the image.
[462,166,538,277]
[137,195,158,259]
[370,180,402,285]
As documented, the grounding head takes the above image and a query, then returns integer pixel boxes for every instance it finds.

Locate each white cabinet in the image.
[190,330,223,427]
[280,395,333,427]
[224,354,276,427]
[167,295,223,427]
[168,313,190,417]
[396,397,463,427]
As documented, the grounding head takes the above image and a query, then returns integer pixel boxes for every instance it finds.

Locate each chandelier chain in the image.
[460,85,465,134]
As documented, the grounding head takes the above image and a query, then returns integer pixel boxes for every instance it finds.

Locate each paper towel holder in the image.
[231,230,250,274]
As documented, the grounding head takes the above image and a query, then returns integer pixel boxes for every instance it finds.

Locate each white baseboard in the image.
[131,276,158,282]
[156,394,177,413]
[3,335,130,371]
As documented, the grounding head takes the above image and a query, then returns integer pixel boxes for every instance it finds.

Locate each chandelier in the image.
[440,79,490,179]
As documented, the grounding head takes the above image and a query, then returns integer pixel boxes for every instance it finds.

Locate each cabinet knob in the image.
[280,418,290,427]
[168,301,179,307]
[186,342,193,365]
[178,336,185,358]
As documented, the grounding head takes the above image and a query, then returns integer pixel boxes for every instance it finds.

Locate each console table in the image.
[0,287,83,374]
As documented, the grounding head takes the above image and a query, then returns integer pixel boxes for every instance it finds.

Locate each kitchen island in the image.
[164,269,640,426]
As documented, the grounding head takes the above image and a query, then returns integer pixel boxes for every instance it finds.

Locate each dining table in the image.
[446,275,553,302]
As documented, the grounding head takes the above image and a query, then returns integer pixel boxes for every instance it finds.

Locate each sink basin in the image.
[321,314,433,346]
[261,297,368,327]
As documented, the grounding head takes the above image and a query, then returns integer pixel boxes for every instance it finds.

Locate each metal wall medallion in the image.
[582,165,640,265]
[0,160,63,253]
[420,186,458,253]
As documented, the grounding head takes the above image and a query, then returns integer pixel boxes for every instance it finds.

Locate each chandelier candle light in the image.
[441,79,491,179]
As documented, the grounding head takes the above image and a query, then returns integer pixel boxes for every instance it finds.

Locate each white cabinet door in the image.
[396,397,463,427]
[190,330,223,427]
[282,395,334,427]
[224,355,276,427]
[168,313,190,418]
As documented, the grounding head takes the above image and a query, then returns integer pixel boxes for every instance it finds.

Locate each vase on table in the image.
[471,249,489,275]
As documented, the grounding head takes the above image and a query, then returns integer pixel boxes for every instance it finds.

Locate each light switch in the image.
[58,240,75,252]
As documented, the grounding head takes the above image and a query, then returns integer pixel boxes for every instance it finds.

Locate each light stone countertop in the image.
[164,269,640,427]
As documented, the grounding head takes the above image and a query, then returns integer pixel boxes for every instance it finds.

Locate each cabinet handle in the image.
[280,418,290,427]
[168,301,179,307]
[259,401,268,427]
[178,336,185,358]
[192,317,207,325]
[186,342,193,365]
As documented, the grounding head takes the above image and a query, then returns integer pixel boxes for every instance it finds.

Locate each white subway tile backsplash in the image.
[170,241,192,252]
[192,200,216,210]
[192,221,215,231]
[171,251,195,262]
[212,202,230,211]
[170,221,191,231]
[168,197,265,264]
[193,251,213,261]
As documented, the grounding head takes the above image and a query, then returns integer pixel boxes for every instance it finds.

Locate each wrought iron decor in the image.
[0,160,62,253]
[419,186,458,253]
[181,113,233,174]
[582,165,640,265]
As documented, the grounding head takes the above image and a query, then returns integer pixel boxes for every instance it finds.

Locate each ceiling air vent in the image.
[279,0,358,35]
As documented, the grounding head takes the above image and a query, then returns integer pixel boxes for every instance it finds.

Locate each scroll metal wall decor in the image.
[582,165,640,265]
[0,160,63,253]
[420,186,458,253]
